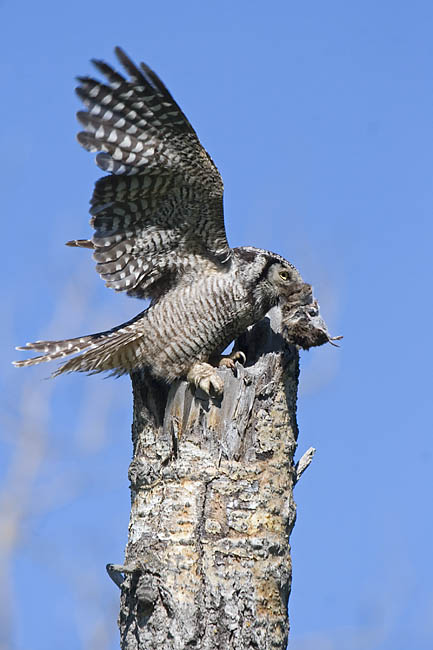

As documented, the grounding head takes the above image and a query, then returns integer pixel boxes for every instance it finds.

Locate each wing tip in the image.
[114,46,130,68]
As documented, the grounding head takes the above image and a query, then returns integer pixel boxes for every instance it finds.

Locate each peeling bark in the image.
[113,307,301,649]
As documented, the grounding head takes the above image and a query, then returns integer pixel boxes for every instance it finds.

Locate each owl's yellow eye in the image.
[279,270,290,281]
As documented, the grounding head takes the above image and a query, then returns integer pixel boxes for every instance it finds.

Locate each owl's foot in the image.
[217,350,246,370]
[187,362,224,398]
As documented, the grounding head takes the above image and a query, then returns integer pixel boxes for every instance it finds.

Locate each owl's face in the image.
[266,261,303,296]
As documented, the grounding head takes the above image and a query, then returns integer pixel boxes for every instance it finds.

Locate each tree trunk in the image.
[109,307,306,650]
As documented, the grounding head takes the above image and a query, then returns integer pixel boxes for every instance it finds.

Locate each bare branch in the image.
[294,447,316,484]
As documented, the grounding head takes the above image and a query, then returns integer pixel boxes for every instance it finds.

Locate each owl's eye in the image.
[279,270,291,281]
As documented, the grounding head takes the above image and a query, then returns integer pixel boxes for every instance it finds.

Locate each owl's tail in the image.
[13,313,145,377]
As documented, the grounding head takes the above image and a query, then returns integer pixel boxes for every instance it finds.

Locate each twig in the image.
[294,447,316,484]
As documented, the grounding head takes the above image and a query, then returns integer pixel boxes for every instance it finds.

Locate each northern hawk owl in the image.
[15,48,340,396]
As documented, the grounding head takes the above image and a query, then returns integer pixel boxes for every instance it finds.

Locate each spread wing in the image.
[72,47,231,300]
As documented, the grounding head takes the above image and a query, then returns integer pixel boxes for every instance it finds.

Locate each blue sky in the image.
[2,1,433,648]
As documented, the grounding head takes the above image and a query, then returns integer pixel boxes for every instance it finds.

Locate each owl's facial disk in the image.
[267,262,303,293]
[278,281,342,350]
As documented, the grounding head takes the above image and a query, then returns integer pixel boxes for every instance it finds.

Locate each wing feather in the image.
[74,48,230,299]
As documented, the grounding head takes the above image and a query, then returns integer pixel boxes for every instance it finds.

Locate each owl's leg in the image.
[186,362,224,397]
[216,350,246,370]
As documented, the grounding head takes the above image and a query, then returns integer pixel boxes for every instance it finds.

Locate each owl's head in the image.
[235,247,342,349]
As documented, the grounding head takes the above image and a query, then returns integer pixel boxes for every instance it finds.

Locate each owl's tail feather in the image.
[14,313,146,377]
[15,334,98,368]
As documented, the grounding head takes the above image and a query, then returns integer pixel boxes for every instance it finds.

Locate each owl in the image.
[14,48,340,397]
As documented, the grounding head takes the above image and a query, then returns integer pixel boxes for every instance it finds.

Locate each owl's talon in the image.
[219,358,235,369]
[187,362,224,398]
[233,350,246,365]
[207,374,224,397]
[217,350,246,370]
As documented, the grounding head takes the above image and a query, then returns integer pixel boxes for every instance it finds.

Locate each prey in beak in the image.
[280,283,342,350]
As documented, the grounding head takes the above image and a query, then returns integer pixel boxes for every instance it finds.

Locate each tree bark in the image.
[110,307,304,649]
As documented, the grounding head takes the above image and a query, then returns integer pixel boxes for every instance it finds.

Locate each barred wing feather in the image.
[75,47,231,299]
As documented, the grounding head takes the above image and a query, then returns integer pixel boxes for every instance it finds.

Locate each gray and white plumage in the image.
[14,48,340,396]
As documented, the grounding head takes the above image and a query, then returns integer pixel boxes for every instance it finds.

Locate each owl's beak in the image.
[280,284,342,350]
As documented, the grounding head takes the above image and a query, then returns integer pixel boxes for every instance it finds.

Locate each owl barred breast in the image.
[14,48,340,396]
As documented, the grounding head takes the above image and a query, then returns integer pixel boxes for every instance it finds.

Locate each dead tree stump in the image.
[110,307,305,649]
